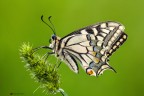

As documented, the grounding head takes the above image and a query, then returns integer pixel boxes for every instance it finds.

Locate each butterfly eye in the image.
[52,35,56,40]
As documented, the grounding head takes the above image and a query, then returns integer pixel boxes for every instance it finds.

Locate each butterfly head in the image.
[49,34,60,49]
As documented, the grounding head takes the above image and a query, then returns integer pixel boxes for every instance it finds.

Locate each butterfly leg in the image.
[43,52,54,63]
[33,46,52,53]
[57,62,62,68]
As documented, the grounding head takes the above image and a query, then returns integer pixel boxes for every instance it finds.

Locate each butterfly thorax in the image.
[49,36,64,58]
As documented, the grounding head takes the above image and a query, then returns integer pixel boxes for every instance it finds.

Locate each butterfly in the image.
[39,15,128,76]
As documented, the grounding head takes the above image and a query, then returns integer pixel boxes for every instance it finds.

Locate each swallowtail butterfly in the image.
[39,16,128,76]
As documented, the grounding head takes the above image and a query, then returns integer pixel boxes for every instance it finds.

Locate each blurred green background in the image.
[0,0,144,96]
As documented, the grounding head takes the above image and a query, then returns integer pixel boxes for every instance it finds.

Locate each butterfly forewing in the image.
[57,21,127,76]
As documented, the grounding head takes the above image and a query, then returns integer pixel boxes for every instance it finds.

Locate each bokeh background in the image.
[0,0,144,96]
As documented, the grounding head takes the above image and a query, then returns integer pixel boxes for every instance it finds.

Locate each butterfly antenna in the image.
[48,16,56,35]
[41,15,56,35]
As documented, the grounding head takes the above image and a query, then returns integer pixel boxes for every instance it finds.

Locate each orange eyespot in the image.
[86,69,94,75]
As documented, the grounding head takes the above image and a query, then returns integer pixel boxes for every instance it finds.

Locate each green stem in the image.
[59,88,68,96]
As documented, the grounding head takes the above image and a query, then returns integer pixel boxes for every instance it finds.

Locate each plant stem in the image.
[59,88,68,96]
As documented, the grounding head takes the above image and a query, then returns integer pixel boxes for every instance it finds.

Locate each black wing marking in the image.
[63,51,79,73]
